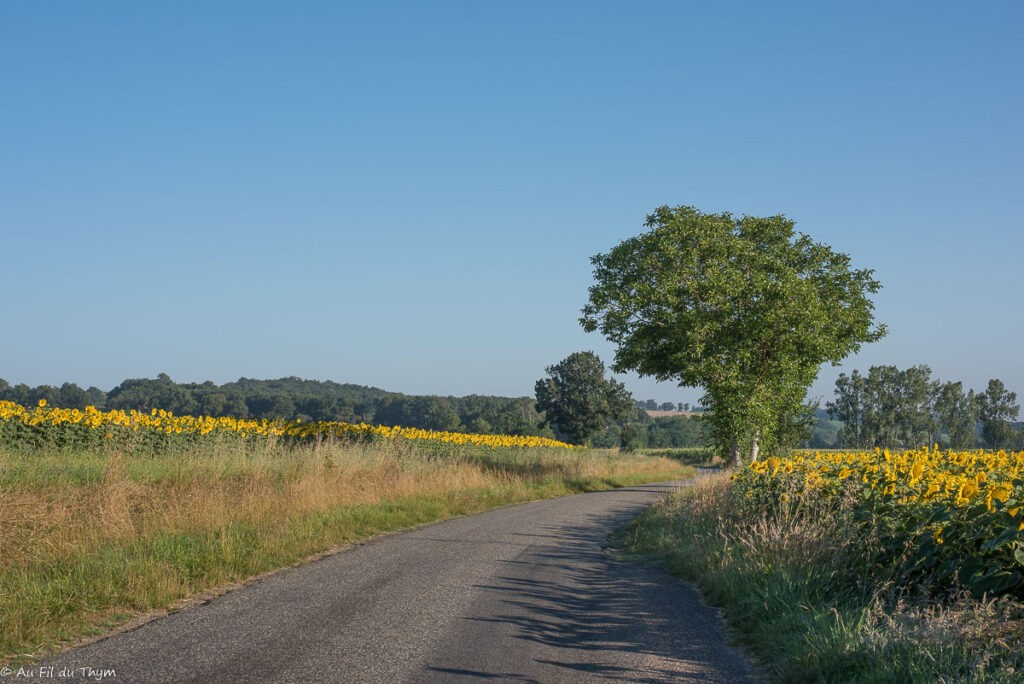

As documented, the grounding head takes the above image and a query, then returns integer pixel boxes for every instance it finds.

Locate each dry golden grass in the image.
[0,438,690,663]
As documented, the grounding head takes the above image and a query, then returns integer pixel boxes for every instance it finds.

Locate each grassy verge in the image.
[637,447,721,467]
[1,438,691,664]
[618,473,1024,683]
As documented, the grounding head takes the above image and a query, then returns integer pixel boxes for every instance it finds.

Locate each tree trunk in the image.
[730,441,741,468]
[750,428,761,462]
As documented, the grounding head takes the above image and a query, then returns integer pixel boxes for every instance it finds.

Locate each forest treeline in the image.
[0,374,707,447]
[0,374,551,437]
[823,365,1022,450]
[8,367,1013,451]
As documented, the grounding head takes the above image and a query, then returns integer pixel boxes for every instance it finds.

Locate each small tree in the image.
[828,370,867,447]
[978,379,1020,449]
[933,381,978,449]
[534,351,634,445]
[618,422,646,452]
[895,365,936,447]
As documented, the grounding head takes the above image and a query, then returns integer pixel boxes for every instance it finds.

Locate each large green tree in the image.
[534,351,633,445]
[581,205,885,464]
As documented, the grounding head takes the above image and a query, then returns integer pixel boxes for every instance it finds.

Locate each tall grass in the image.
[1,438,690,664]
[619,474,1024,682]
[637,447,722,467]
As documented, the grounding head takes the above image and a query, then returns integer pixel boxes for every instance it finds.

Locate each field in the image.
[621,448,1024,682]
[638,447,721,466]
[0,401,691,664]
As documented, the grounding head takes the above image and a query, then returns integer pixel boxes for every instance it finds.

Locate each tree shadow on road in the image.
[424,503,760,683]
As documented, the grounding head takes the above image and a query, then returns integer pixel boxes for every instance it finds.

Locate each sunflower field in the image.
[0,400,575,453]
[733,447,1024,599]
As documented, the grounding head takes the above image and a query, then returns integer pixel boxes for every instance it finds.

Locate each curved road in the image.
[40,481,759,682]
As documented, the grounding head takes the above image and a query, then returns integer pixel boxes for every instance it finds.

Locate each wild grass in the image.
[619,474,1024,682]
[0,438,690,664]
[637,447,722,467]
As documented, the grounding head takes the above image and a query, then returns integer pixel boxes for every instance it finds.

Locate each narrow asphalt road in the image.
[38,481,760,683]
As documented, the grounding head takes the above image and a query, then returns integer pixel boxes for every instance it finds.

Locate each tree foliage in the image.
[0,375,553,438]
[828,365,937,448]
[827,366,1023,450]
[978,379,1021,449]
[581,205,885,463]
[534,351,633,445]
[933,380,978,450]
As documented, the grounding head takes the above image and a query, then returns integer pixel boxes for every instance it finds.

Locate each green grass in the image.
[637,447,721,467]
[0,439,692,665]
[617,474,1024,683]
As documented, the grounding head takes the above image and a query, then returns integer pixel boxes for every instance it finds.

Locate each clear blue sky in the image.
[3,1,1021,406]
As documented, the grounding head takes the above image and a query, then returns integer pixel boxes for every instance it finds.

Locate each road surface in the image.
[38,481,760,682]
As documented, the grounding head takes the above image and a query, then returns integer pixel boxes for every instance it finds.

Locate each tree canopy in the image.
[978,379,1021,449]
[581,205,885,463]
[826,366,1024,450]
[534,351,633,445]
[0,375,552,438]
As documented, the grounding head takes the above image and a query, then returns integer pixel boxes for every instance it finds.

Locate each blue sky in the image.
[2,1,1021,406]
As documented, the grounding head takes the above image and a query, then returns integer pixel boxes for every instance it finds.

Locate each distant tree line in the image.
[0,374,553,438]
[636,399,706,412]
[7,368,1014,451]
[0,370,713,449]
[826,366,1022,450]
[590,410,709,450]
